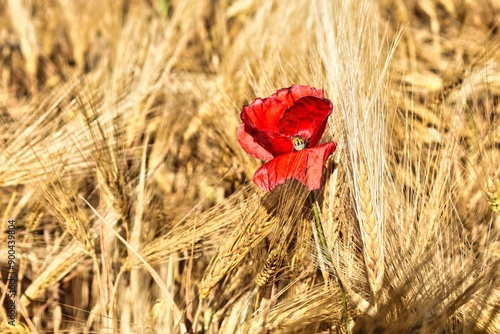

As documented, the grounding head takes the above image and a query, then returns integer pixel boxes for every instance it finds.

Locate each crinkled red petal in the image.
[277,96,332,146]
[252,142,337,191]
[238,124,294,158]
[241,97,287,132]
[274,84,325,109]
[237,123,274,161]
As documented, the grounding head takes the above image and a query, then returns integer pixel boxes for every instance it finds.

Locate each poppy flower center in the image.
[292,135,307,151]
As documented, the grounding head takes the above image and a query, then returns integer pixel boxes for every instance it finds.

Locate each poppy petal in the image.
[277,96,333,146]
[274,84,325,108]
[252,142,337,191]
[252,130,294,157]
[237,124,274,161]
[241,97,287,132]
[239,123,294,158]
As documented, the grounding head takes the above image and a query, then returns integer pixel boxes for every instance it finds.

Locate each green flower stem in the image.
[310,191,350,334]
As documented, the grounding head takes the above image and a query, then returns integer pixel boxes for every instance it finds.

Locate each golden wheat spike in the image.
[255,248,279,287]
[358,161,384,304]
[20,241,84,308]
[244,285,345,333]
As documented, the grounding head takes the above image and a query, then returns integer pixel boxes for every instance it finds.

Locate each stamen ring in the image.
[292,135,307,151]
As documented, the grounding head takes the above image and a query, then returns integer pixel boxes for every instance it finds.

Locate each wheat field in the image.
[0,0,499,333]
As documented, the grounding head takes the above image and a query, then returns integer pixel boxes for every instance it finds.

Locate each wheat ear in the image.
[358,161,384,307]
[255,248,279,287]
[20,241,83,308]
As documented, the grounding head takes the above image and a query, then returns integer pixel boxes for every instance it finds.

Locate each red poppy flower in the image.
[238,84,336,191]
